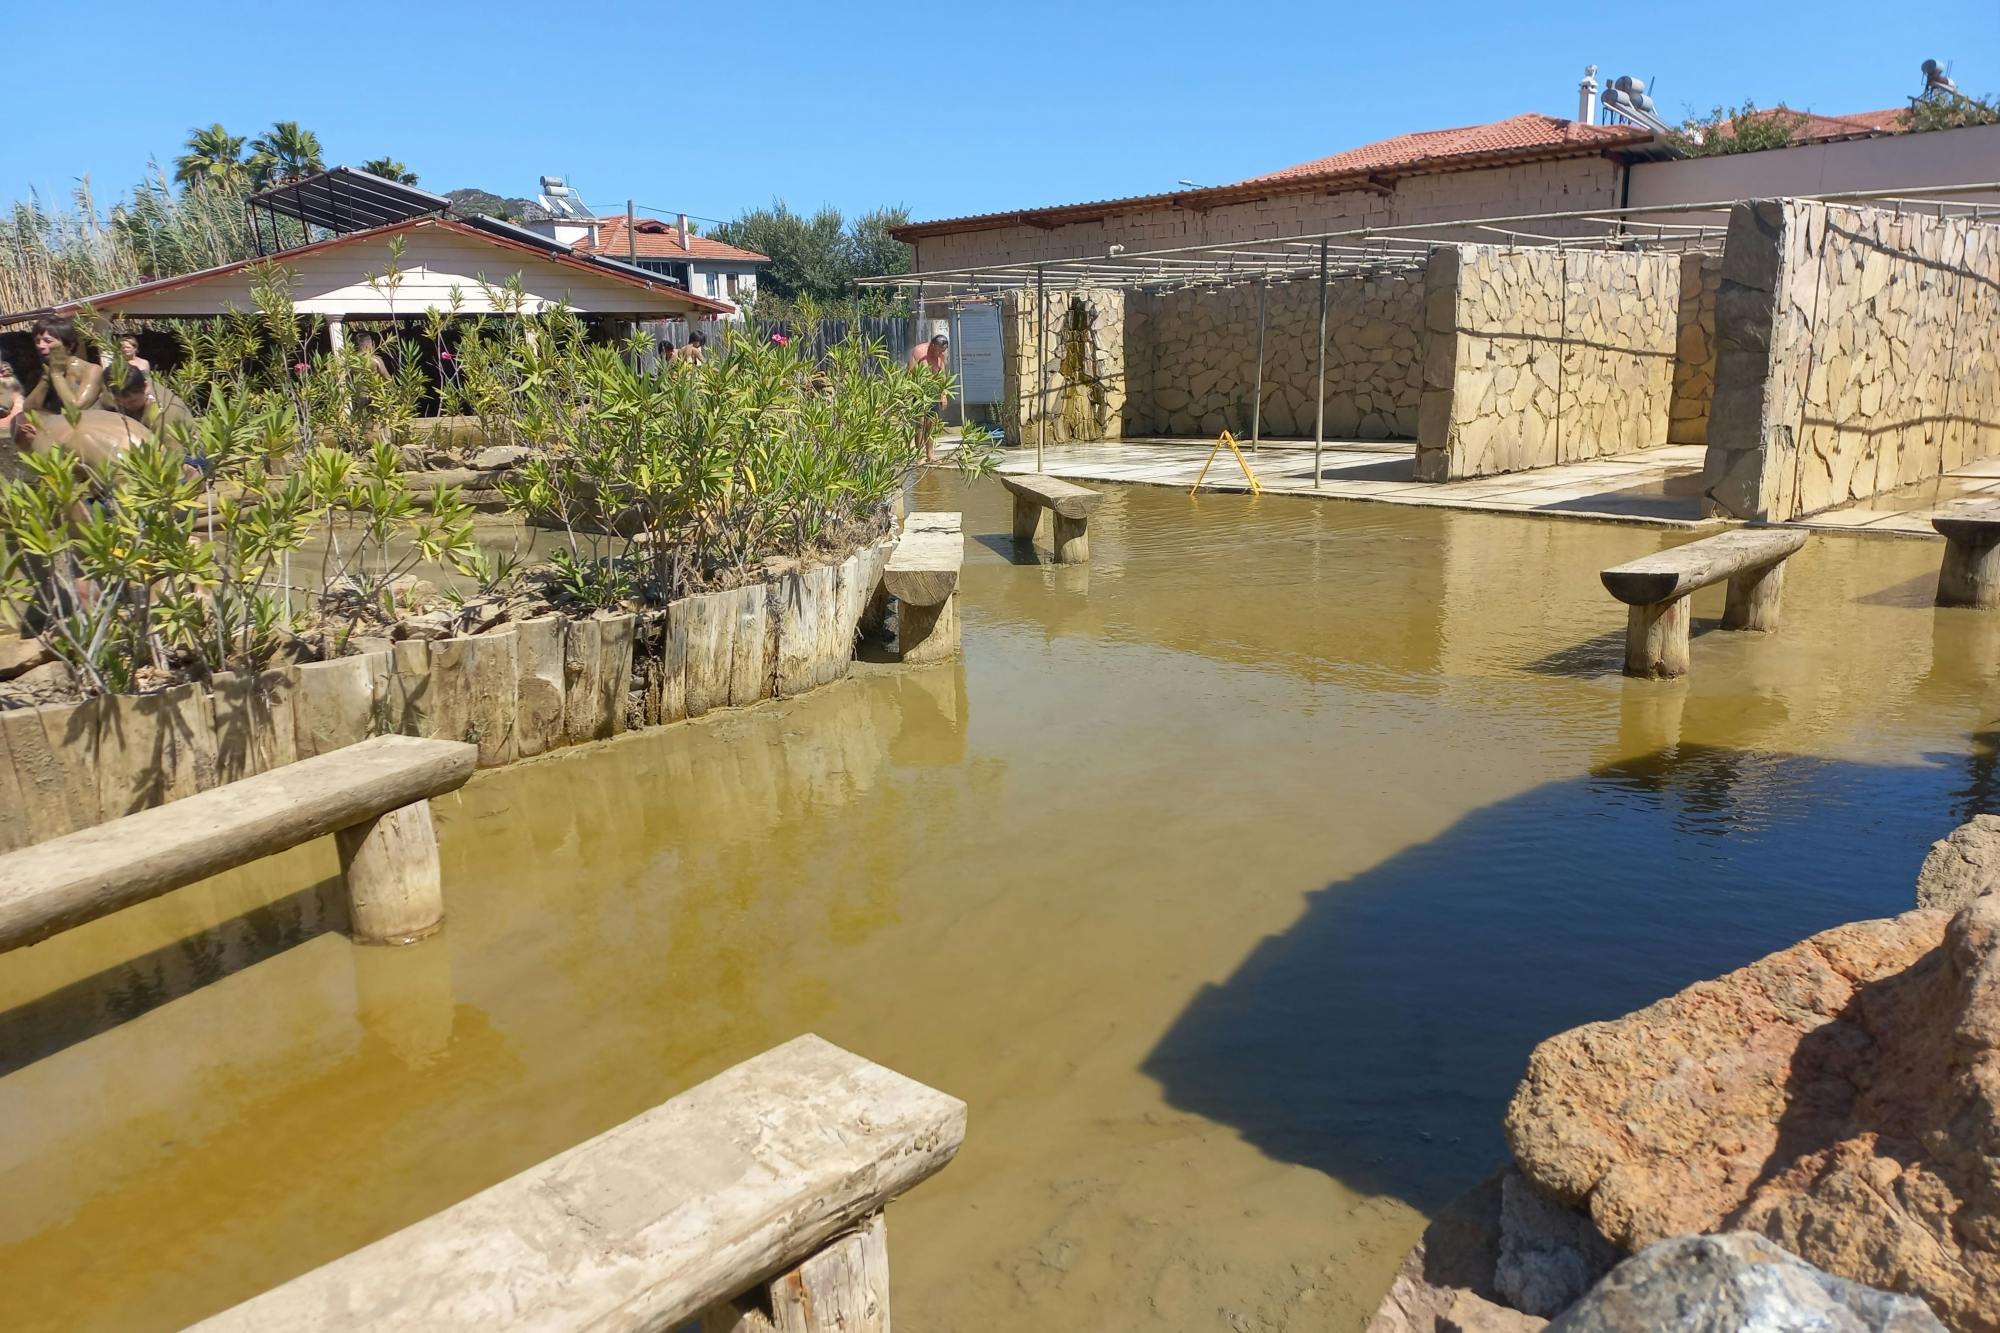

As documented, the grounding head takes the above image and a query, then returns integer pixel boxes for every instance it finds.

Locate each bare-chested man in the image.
[20,317,105,434]
[110,368,195,442]
[907,332,950,463]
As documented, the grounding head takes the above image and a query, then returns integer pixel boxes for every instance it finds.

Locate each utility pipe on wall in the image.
[1251,277,1267,453]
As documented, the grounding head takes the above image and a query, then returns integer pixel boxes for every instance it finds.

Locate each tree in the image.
[1665,102,1808,158]
[174,124,248,191]
[843,207,913,282]
[1903,91,2000,133]
[248,121,325,187]
[711,201,914,303]
[360,158,419,185]
[444,188,536,221]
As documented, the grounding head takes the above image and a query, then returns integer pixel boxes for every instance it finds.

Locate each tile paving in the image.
[974,436,1716,528]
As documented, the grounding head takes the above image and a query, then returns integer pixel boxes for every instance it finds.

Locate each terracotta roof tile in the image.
[577,217,769,264]
[1736,107,1907,143]
[1239,113,1648,185]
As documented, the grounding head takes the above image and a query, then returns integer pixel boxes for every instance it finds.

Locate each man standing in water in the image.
[907,331,950,463]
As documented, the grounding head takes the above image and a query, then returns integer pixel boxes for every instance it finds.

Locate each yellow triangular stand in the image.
[1190,430,1263,496]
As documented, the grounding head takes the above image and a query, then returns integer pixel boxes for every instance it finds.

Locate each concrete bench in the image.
[188,1034,965,1333]
[0,733,475,952]
[1001,473,1103,563]
[886,512,963,665]
[1601,528,1809,678]
[1933,502,2000,608]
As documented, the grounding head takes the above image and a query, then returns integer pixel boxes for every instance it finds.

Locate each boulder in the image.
[0,634,55,681]
[1548,1233,1944,1332]
[1496,1171,1619,1317]
[1367,1171,1550,1333]
[1915,815,2000,912]
[1506,900,2000,1330]
[469,444,532,471]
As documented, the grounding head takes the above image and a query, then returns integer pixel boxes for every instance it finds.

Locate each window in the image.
[726,273,740,297]
[705,272,719,296]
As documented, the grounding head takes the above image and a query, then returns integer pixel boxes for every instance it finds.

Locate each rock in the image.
[460,600,509,634]
[1548,1233,1945,1332]
[1496,1171,1618,1317]
[387,575,439,611]
[1369,1172,1548,1333]
[1915,815,2000,911]
[1507,902,2000,1329]
[396,610,454,642]
[348,635,395,657]
[469,444,532,471]
[1,658,79,706]
[0,634,55,681]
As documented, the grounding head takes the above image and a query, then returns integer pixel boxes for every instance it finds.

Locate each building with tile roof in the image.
[571,216,769,309]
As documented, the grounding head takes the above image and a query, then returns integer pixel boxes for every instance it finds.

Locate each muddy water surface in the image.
[3,475,1995,1331]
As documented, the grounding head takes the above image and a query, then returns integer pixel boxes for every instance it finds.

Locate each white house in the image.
[569,216,767,312]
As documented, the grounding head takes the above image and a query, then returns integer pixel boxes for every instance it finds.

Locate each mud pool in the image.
[2,473,1995,1331]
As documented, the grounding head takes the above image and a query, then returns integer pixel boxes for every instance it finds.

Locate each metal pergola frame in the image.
[865,182,2000,478]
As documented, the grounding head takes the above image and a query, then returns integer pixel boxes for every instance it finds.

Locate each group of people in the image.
[2,317,193,474]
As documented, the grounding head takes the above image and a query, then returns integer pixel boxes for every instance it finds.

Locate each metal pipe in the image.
[951,301,966,428]
[1035,265,1047,470]
[1251,277,1266,453]
[626,199,637,265]
[1313,239,1328,490]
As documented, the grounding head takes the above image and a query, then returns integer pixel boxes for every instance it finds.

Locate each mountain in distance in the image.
[444,187,537,221]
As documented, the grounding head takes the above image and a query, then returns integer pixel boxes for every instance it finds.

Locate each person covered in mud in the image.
[100,330,150,376]
[672,329,708,366]
[110,367,194,441]
[0,360,21,437]
[907,331,950,463]
[20,316,105,424]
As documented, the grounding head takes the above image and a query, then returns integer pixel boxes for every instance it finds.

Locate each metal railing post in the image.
[1313,239,1329,489]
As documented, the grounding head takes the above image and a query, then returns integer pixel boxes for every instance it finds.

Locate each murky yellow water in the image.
[4,475,1997,1331]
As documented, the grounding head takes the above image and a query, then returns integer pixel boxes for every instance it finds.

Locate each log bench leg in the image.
[897,594,959,665]
[702,1212,890,1333]
[1051,513,1090,564]
[337,800,445,945]
[1938,537,2000,609]
[1012,495,1044,553]
[1722,561,1786,631]
[1624,596,1691,679]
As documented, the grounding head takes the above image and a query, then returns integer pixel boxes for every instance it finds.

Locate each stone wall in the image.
[1416,245,1679,481]
[1000,288,1134,446]
[1133,276,1424,439]
[1705,199,2000,522]
[1669,253,1721,446]
[0,540,896,853]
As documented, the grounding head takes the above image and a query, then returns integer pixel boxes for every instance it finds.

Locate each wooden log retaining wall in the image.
[0,538,897,854]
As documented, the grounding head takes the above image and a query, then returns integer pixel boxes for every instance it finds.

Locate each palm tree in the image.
[248,121,325,187]
[360,158,419,185]
[174,124,248,190]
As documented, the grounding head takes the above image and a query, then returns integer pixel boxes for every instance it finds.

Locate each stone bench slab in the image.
[0,733,475,953]
[1000,474,1103,519]
[189,1034,965,1332]
[1601,528,1808,606]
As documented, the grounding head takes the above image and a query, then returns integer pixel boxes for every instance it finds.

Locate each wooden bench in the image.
[1932,502,2000,609]
[886,512,963,665]
[1001,473,1103,563]
[1600,528,1809,678]
[0,733,475,952]
[188,1034,965,1332]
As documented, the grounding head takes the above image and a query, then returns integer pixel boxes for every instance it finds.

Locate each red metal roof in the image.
[576,218,769,265]
[891,113,1651,241]
[0,216,735,325]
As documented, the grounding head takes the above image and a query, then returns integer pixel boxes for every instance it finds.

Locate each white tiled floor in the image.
[1793,469,2000,538]
[970,437,1715,528]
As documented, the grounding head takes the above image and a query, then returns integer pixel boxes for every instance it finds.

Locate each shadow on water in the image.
[1142,740,1974,1213]
[1520,618,1726,679]
[0,877,348,1077]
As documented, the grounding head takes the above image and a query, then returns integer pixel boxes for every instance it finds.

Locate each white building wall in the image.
[1626,123,2000,215]
[108,224,709,319]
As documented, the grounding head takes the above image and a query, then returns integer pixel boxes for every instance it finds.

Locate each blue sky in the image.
[11,0,1996,227]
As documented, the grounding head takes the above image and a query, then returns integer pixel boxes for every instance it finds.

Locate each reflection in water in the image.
[3,476,1997,1332]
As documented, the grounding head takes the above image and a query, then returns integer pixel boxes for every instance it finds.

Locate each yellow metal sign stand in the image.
[1189,430,1263,496]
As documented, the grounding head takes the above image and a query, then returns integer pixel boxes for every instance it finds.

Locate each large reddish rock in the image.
[1504,900,2000,1330]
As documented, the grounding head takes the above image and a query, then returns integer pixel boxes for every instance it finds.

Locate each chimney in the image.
[677,213,690,251]
[1578,65,1600,125]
